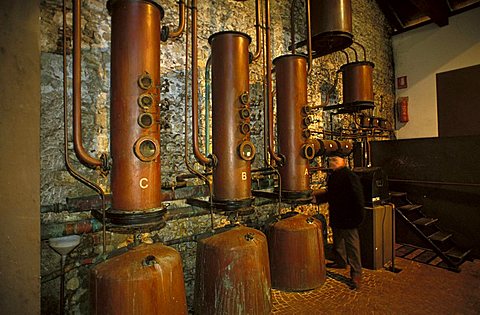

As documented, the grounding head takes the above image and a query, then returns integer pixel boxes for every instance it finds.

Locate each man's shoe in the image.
[351,275,362,290]
[326,262,347,269]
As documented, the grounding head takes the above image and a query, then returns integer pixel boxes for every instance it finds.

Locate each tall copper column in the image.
[274,55,313,201]
[209,31,255,211]
[108,0,164,218]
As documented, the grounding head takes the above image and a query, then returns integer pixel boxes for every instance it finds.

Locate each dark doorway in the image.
[436,64,480,137]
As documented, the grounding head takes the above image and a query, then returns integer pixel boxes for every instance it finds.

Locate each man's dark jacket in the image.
[327,167,365,229]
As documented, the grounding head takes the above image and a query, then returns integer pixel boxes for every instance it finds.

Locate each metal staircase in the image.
[391,191,471,272]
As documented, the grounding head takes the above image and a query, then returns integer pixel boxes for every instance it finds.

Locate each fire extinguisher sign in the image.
[397,96,409,123]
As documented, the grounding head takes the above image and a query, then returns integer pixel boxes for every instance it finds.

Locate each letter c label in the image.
[140,177,149,189]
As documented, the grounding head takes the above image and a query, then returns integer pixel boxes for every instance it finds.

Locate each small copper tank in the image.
[310,0,353,56]
[109,0,164,212]
[274,54,312,201]
[194,226,271,314]
[340,61,375,108]
[209,31,254,211]
[90,243,188,315]
[267,213,326,291]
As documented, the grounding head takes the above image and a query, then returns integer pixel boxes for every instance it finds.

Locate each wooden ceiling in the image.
[374,0,480,34]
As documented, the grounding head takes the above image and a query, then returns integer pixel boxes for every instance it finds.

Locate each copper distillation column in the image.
[208,31,255,212]
[274,55,314,202]
[107,0,166,227]
[91,1,188,314]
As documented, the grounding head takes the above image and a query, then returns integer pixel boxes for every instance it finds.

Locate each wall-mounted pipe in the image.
[252,0,262,61]
[64,0,107,253]
[191,0,215,167]
[72,0,105,170]
[290,0,313,74]
[184,2,215,229]
[265,0,284,166]
[306,0,312,75]
[205,56,211,154]
[161,0,185,40]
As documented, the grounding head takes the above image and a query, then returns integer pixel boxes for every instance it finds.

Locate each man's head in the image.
[329,156,346,171]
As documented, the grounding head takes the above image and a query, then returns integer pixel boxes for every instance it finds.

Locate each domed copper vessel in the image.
[90,243,188,315]
[194,226,271,314]
[267,213,326,291]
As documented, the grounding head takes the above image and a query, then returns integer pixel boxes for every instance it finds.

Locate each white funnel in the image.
[49,235,81,256]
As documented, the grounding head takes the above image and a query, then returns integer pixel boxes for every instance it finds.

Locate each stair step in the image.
[444,247,472,260]
[397,204,423,212]
[429,231,452,242]
[413,217,438,227]
[390,191,407,198]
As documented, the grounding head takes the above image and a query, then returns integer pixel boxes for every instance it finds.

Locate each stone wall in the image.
[40,0,394,313]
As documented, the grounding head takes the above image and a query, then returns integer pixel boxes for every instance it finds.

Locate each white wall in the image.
[392,7,480,139]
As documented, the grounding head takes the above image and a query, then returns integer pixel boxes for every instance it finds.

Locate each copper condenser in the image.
[340,61,375,109]
[310,0,353,56]
[267,213,326,291]
[194,226,272,314]
[274,54,313,202]
[90,244,188,315]
[108,0,165,226]
[209,31,255,212]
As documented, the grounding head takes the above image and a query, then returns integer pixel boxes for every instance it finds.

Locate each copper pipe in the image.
[265,0,284,165]
[353,40,367,61]
[306,0,313,75]
[185,2,215,229]
[64,0,106,253]
[72,0,103,169]
[191,0,214,167]
[290,0,297,54]
[252,0,262,61]
[168,0,186,39]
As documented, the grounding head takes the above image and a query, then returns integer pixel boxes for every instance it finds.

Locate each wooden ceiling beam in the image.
[375,0,405,32]
[411,0,451,26]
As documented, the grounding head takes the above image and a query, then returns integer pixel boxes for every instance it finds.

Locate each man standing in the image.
[314,155,365,289]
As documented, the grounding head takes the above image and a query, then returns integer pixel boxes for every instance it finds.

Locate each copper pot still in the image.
[209,31,255,211]
[267,213,326,291]
[340,61,375,108]
[90,244,188,315]
[310,0,353,56]
[274,54,312,201]
[108,0,164,213]
[194,226,272,314]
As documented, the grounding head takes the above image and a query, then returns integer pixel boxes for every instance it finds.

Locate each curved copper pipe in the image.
[184,10,215,230]
[73,0,103,169]
[353,40,367,61]
[64,0,106,253]
[252,0,262,61]
[191,0,214,167]
[265,0,283,165]
[169,0,185,38]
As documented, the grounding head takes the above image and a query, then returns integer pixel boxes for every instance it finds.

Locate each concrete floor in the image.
[272,257,480,314]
